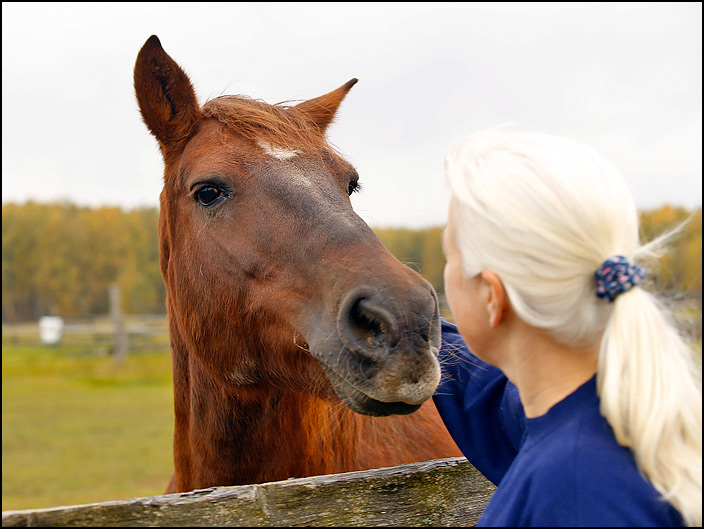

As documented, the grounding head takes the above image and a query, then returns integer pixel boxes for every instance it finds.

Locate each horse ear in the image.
[134,35,202,152]
[295,78,358,132]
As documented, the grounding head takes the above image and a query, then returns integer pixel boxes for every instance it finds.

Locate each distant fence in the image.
[674,298,703,342]
[1,457,495,527]
[2,298,700,353]
[1,315,169,353]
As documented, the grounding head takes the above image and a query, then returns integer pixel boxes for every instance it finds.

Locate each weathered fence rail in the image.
[1,457,494,527]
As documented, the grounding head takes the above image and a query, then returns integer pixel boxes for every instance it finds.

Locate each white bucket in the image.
[39,316,64,345]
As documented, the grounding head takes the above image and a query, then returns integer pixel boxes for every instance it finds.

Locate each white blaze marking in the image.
[257,139,314,190]
[257,139,300,160]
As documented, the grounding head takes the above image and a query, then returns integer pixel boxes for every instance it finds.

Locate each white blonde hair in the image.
[445,129,702,526]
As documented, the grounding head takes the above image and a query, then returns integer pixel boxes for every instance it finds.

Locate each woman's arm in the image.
[434,319,526,485]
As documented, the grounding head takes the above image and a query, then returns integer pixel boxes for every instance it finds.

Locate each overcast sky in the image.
[2,2,702,228]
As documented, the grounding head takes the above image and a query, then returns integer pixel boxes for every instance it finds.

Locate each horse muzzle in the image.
[307,285,442,417]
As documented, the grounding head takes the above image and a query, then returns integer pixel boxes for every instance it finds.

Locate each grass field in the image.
[2,343,174,511]
[2,316,700,513]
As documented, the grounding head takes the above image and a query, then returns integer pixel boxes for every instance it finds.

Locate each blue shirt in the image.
[434,319,683,527]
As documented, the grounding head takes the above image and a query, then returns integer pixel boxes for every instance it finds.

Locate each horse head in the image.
[134,35,441,417]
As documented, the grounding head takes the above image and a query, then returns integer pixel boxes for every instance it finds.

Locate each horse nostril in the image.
[338,289,400,358]
[349,298,389,349]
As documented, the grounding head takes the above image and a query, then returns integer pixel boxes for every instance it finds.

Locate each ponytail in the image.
[599,288,702,526]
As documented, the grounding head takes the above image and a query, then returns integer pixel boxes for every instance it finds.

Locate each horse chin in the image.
[318,359,423,417]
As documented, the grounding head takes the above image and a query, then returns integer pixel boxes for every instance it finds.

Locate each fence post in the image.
[109,284,129,364]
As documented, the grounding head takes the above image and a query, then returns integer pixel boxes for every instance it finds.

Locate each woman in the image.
[434,129,701,526]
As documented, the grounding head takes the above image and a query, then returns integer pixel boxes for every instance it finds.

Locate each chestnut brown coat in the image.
[134,35,460,493]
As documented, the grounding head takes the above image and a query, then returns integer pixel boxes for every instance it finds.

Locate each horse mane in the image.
[201,95,331,153]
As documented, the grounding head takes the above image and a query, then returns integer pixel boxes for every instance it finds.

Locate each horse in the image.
[134,35,461,493]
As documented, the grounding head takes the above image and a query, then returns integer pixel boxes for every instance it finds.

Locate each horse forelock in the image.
[201,95,333,156]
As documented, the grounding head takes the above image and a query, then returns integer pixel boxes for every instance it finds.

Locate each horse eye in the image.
[195,186,225,207]
[348,180,361,196]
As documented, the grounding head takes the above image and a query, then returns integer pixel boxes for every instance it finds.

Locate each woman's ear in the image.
[481,270,508,329]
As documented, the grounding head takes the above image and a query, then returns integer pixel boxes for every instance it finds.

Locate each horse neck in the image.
[167,316,365,491]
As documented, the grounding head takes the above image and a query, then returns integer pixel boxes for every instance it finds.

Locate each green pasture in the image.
[2,343,174,511]
[2,318,700,513]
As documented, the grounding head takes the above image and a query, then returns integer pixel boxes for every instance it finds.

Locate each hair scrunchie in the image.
[594,255,646,302]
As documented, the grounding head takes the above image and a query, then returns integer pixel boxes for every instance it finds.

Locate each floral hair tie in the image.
[594,255,646,303]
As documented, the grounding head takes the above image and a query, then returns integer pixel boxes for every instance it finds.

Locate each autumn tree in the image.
[2,202,700,323]
[2,202,165,322]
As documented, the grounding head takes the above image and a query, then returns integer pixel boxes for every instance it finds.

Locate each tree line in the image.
[2,202,701,323]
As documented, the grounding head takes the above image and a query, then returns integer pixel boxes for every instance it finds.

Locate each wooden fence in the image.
[1,457,495,527]
[1,315,170,353]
